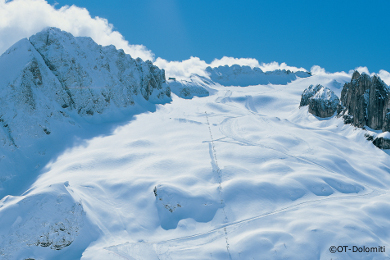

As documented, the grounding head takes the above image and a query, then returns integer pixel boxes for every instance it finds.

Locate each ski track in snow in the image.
[108,87,382,253]
[205,111,232,260]
[100,85,387,259]
[149,188,380,244]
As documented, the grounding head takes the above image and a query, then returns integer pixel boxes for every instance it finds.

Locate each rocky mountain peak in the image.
[0,27,171,148]
[351,70,361,80]
[338,71,389,131]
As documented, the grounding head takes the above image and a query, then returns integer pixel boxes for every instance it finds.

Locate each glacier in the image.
[0,28,390,260]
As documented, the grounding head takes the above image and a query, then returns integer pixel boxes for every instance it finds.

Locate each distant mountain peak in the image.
[205,65,311,86]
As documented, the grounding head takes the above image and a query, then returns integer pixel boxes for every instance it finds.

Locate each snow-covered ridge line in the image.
[205,64,311,86]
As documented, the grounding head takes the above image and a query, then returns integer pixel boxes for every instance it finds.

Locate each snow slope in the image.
[1,65,390,259]
[167,75,216,99]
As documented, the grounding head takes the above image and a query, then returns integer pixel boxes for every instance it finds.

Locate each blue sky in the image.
[28,0,390,72]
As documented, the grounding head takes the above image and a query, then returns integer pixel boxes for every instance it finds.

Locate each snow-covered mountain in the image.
[0,27,171,197]
[206,65,311,86]
[1,28,390,260]
[0,27,170,147]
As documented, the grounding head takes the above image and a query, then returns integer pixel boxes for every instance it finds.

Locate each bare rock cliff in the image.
[338,71,390,131]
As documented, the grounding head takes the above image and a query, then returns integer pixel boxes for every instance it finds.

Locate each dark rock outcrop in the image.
[336,71,390,149]
[373,136,390,149]
[338,71,390,131]
[300,84,339,118]
[366,132,390,149]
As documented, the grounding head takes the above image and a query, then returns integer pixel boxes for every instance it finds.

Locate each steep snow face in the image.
[0,38,69,147]
[206,65,310,86]
[1,71,390,259]
[167,75,217,99]
[0,28,170,198]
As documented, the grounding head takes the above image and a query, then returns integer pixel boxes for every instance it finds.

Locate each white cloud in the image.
[311,65,351,78]
[259,61,307,72]
[310,65,327,76]
[4,0,388,84]
[154,57,209,80]
[0,0,154,61]
[310,65,390,86]
[351,66,371,76]
[210,56,260,68]
[156,56,308,80]
[209,57,307,72]
[378,70,390,86]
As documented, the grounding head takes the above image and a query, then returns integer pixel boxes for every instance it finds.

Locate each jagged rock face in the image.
[206,65,311,86]
[0,27,170,146]
[300,84,339,118]
[338,71,390,131]
[29,28,169,110]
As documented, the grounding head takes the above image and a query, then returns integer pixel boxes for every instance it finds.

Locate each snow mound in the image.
[154,184,220,229]
[0,183,96,260]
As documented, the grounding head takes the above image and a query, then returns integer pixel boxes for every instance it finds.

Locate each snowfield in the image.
[2,71,390,259]
[0,30,390,259]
